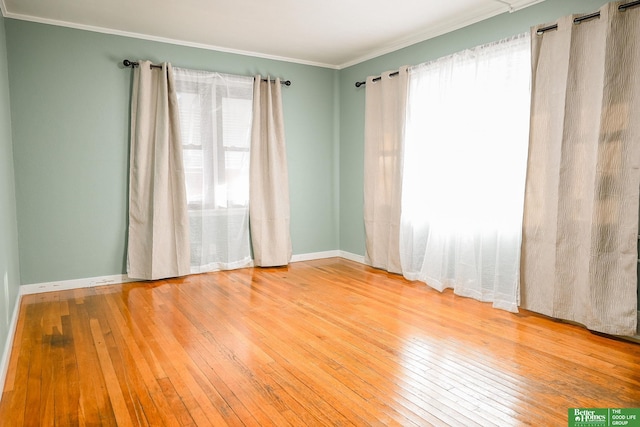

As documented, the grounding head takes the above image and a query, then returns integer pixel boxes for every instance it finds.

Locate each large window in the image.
[174,69,254,272]
[177,76,252,209]
[399,33,531,311]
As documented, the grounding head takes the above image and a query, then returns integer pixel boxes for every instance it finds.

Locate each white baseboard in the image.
[0,292,22,396]
[291,250,367,265]
[290,250,341,263]
[20,273,136,296]
[338,250,366,264]
[19,251,366,296]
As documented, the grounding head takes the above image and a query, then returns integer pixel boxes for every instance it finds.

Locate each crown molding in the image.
[2,11,340,70]
[338,2,507,69]
[337,0,546,69]
[507,0,546,12]
[2,1,546,71]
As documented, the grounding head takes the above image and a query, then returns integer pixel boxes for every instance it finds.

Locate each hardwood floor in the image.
[1,258,639,426]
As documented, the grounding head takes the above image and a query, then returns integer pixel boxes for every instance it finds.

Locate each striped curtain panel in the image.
[521,1,640,335]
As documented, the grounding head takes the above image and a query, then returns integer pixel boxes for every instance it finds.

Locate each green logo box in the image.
[569,408,640,427]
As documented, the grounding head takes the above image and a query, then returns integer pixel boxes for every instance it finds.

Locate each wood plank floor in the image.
[1,258,639,426]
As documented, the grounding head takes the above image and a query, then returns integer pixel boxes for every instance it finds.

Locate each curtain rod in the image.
[536,0,640,35]
[354,70,399,88]
[355,0,640,86]
[122,59,292,86]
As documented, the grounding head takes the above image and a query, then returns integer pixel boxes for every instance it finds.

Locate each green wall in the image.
[338,0,610,256]
[1,0,629,287]
[0,0,636,361]
[0,15,20,367]
[6,20,339,285]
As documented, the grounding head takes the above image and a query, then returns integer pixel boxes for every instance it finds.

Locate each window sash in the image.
[174,74,252,210]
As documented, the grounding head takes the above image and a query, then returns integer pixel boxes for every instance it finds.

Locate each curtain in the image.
[363,67,409,274]
[521,2,639,335]
[400,34,531,312]
[127,61,191,280]
[250,76,292,266]
[173,68,254,273]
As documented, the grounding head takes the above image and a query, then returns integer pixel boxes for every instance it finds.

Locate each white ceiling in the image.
[0,0,545,69]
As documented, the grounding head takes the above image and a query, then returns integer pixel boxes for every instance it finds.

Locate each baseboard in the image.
[20,273,136,296]
[290,250,341,263]
[338,250,366,264]
[0,292,22,396]
[18,251,366,297]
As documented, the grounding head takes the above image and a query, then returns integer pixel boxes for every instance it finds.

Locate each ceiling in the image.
[0,0,545,69]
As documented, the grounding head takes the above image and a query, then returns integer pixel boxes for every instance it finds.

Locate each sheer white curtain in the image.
[127,61,191,280]
[363,67,409,274]
[400,34,531,311]
[173,68,254,273]
[250,76,292,267]
[521,1,639,335]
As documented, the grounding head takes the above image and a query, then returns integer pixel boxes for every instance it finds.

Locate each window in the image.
[176,75,253,209]
[174,69,254,272]
[400,33,531,311]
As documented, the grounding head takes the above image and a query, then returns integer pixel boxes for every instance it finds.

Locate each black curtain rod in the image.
[355,70,399,88]
[537,0,640,35]
[355,0,640,86]
[122,59,292,86]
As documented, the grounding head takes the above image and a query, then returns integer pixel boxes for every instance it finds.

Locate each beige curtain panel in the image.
[250,76,292,267]
[363,67,409,274]
[521,1,640,335]
[127,61,191,280]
